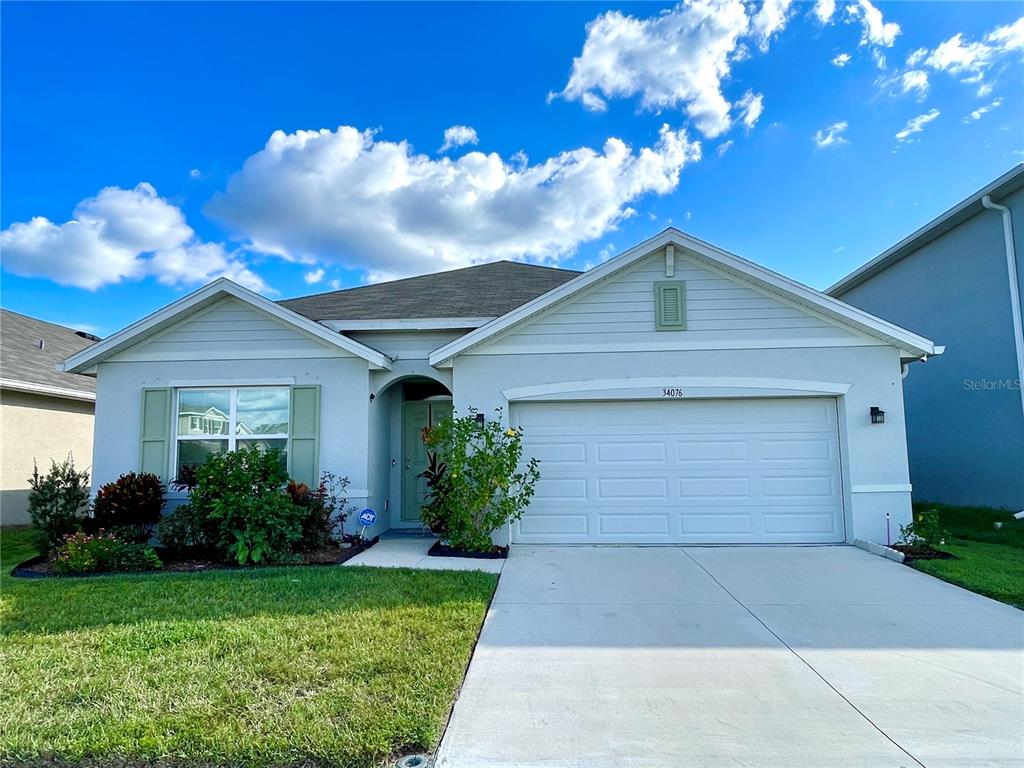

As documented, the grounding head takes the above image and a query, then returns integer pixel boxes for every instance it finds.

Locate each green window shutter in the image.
[139,388,172,480]
[655,281,687,330]
[288,385,321,486]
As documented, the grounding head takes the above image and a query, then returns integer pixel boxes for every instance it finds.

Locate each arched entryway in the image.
[372,375,452,530]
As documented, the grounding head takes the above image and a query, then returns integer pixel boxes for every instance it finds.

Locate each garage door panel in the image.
[512,398,845,544]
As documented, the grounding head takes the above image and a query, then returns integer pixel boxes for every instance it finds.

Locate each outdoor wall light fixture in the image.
[870,406,885,424]
[475,412,486,427]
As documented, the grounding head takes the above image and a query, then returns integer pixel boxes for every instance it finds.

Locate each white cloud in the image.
[735,90,764,131]
[439,125,479,153]
[963,98,1003,122]
[0,182,268,292]
[888,69,930,98]
[905,17,1024,94]
[207,124,701,279]
[751,0,793,51]
[813,121,849,149]
[831,52,851,67]
[551,0,782,138]
[303,268,325,284]
[717,139,734,157]
[189,168,203,179]
[329,279,342,291]
[895,108,940,142]
[813,0,836,24]
[847,0,900,48]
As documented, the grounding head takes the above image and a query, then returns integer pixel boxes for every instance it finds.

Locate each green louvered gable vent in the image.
[655,281,687,331]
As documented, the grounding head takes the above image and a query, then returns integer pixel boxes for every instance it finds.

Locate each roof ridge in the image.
[0,307,96,337]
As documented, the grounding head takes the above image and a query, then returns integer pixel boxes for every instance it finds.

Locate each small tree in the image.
[27,455,90,555]
[90,472,166,542]
[424,407,540,552]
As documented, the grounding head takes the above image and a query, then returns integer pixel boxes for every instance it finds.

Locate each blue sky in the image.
[2,1,1021,336]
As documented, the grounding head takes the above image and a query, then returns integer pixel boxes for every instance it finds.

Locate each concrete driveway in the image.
[435,545,1024,768]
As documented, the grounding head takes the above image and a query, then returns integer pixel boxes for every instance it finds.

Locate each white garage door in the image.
[511,398,845,544]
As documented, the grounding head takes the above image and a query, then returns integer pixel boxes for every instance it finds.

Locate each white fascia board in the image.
[428,228,938,366]
[60,278,392,373]
[0,378,96,402]
[323,317,495,332]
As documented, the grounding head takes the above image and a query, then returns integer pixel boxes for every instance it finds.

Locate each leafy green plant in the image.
[898,508,950,549]
[418,451,451,537]
[51,530,162,574]
[27,455,90,555]
[286,472,355,550]
[89,472,166,543]
[155,503,210,557]
[190,447,305,565]
[424,407,540,552]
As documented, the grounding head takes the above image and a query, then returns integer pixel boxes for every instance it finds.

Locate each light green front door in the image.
[401,400,453,523]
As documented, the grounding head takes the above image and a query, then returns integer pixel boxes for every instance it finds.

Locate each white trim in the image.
[0,378,96,402]
[167,377,296,387]
[323,317,494,331]
[850,484,913,493]
[60,278,392,373]
[828,164,1024,296]
[428,230,939,366]
[502,376,851,402]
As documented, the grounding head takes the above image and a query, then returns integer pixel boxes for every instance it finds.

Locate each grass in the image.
[0,527,497,767]
[908,502,1024,610]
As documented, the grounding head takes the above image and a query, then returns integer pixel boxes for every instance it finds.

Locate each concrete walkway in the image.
[343,534,504,574]
[436,545,1024,768]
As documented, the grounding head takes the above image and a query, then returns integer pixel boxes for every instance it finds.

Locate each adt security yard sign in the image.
[358,508,377,538]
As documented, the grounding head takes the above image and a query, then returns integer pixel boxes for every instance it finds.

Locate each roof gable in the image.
[61,279,391,373]
[429,229,939,366]
[279,261,580,322]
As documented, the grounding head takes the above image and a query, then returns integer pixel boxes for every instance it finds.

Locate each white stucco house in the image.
[61,229,940,545]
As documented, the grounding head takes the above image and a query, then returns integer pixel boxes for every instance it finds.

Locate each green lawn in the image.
[909,502,1024,610]
[0,527,497,767]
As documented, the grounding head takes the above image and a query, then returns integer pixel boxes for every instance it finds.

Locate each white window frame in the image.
[173,386,290,474]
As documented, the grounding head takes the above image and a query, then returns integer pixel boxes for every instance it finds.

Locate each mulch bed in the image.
[427,540,508,560]
[10,536,379,579]
[889,543,956,563]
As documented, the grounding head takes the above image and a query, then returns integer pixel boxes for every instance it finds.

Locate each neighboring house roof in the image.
[1,309,99,401]
[429,228,940,366]
[60,279,392,374]
[279,260,581,323]
[828,164,1024,296]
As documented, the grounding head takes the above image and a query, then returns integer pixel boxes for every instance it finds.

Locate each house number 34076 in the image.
[661,387,685,397]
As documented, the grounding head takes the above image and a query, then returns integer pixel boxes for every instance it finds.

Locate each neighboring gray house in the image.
[61,229,940,546]
[0,310,99,523]
[829,165,1024,511]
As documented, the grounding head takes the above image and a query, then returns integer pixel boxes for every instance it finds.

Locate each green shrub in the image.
[898,508,950,549]
[155,503,211,557]
[190,447,305,565]
[286,472,354,551]
[51,531,162,574]
[89,472,165,542]
[27,456,90,555]
[424,407,540,552]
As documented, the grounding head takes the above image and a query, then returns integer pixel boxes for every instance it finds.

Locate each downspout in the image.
[981,194,1024,425]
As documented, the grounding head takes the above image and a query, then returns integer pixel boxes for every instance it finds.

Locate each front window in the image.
[175,387,289,476]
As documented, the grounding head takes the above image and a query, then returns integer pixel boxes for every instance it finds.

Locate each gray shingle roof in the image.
[279,260,581,322]
[1,310,99,395]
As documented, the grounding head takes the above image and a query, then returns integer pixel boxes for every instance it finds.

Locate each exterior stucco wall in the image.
[837,186,1024,509]
[0,390,94,524]
[91,357,388,535]
[452,344,913,544]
